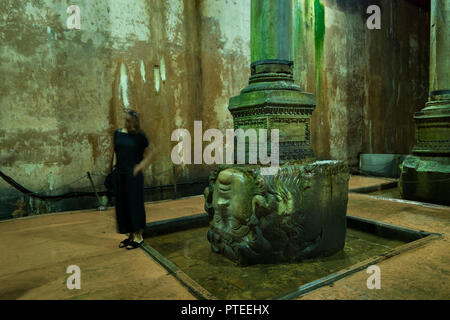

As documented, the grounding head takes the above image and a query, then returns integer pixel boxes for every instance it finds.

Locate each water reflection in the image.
[146,227,405,299]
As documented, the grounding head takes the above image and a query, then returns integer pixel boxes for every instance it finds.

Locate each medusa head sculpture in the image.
[204,161,349,266]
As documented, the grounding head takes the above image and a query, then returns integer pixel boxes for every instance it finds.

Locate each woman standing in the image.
[111,109,151,250]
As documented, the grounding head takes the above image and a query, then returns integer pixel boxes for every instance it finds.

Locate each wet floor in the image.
[368,187,403,199]
[145,226,406,300]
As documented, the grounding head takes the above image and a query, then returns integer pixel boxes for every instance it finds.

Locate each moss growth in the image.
[314,0,325,91]
[293,0,302,77]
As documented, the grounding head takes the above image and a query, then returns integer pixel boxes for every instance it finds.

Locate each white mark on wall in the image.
[19,164,44,176]
[160,57,166,82]
[119,63,130,108]
[45,25,58,41]
[140,60,146,83]
[47,172,55,192]
[154,66,160,93]
[67,5,81,30]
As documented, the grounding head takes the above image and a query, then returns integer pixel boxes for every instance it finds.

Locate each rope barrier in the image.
[0,168,207,202]
[0,169,102,201]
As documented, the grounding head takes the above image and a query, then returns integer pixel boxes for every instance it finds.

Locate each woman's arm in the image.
[109,152,116,172]
[133,146,151,176]
[109,133,116,172]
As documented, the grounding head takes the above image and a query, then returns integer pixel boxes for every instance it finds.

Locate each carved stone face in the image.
[211,168,254,237]
[205,161,349,266]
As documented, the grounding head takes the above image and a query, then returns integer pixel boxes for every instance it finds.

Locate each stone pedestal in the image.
[360,154,407,178]
[400,0,450,205]
[229,0,315,162]
[400,156,450,205]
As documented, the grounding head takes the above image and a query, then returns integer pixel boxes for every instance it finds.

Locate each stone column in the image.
[412,0,450,155]
[251,0,293,63]
[428,0,450,109]
[206,1,350,266]
[400,0,450,205]
[229,0,316,164]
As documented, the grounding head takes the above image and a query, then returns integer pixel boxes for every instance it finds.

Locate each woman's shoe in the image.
[126,240,143,250]
[119,238,131,248]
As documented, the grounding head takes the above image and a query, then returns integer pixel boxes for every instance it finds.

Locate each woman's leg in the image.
[133,229,144,243]
[125,230,143,249]
[114,174,133,234]
[126,173,146,242]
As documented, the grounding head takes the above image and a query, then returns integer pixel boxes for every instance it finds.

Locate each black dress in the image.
[113,129,149,234]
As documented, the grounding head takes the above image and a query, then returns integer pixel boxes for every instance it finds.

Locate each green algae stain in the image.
[294,0,303,47]
[294,0,315,87]
[293,0,302,84]
[314,0,325,90]
[304,0,312,29]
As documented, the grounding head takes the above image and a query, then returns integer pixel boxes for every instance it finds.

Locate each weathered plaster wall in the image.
[294,0,430,163]
[0,0,205,217]
[195,0,251,177]
[0,0,430,218]
[199,1,251,139]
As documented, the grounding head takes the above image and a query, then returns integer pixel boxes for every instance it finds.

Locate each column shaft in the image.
[229,0,316,162]
[429,0,450,96]
[251,0,293,63]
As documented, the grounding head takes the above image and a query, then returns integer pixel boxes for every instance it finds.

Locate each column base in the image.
[399,155,450,206]
[228,88,316,161]
[204,160,349,266]
[412,95,450,155]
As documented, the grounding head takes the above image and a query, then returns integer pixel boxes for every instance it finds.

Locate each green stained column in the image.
[412,0,450,155]
[229,0,316,162]
[251,0,293,63]
[400,0,450,206]
[429,0,450,98]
